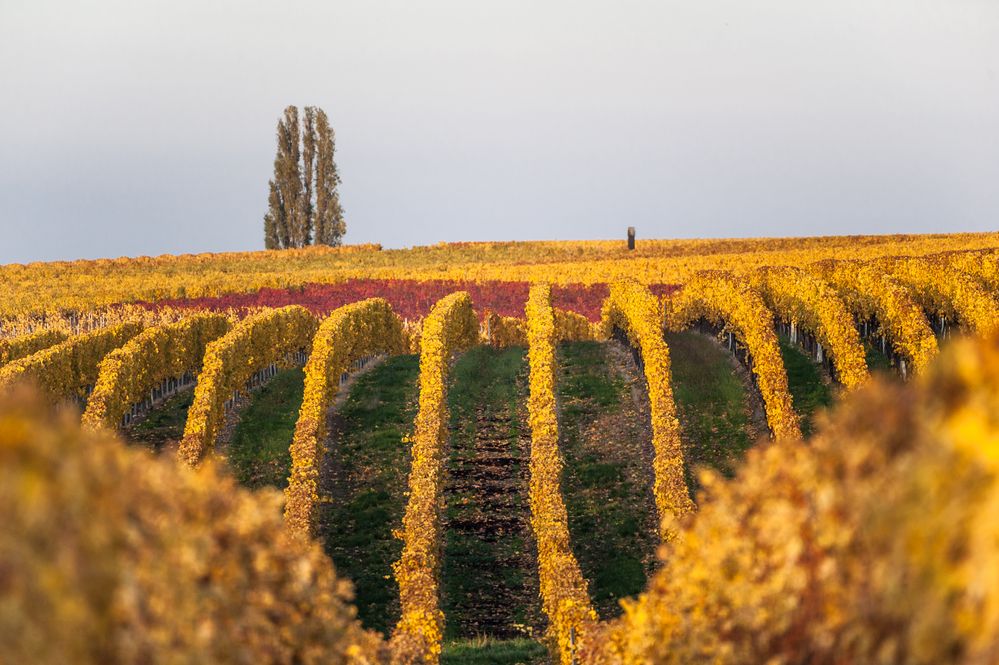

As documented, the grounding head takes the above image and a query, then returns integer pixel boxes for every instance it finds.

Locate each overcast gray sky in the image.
[1,0,997,263]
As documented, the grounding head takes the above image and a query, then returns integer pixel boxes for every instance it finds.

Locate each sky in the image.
[0,0,997,264]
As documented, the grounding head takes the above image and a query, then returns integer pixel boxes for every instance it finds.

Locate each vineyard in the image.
[3,234,999,664]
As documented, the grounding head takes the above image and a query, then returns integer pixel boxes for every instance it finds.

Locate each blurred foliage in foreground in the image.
[0,386,382,665]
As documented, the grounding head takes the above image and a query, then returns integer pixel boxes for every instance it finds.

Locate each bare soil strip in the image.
[441,346,543,641]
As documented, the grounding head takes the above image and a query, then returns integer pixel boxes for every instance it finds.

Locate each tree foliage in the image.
[264,105,345,249]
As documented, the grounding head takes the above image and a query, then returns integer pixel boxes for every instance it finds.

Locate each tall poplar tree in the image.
[263,105,345,249]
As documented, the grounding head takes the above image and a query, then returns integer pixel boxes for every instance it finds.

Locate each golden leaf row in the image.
[81,312,232,431]
[554,308,598,342]
[484,311,527,348]
[948,247,999,292]
[284,299,407,537]
[819,261,939,373]
[600,281,694,540]
[525,283,599,665]
[0,329,69,368]
[0,322,144,400]
[484,308,597,349]
[751,266,870,389]
[881,255,999,336]
[178,305,318,467]
[390,292,478,665]
[664,273,802,439]
[582,332,999,664]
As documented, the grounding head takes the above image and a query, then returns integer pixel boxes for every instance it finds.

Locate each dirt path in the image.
[555,340,659,618]
[441,346,542,640]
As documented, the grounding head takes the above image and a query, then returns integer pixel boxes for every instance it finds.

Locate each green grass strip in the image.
[666,331,753,493]
[127,389,194,452]
[441,637,548,665]
[322,354,420,635]
[777,337,833,437]
[228,368,304,490]
[557,340,657,618]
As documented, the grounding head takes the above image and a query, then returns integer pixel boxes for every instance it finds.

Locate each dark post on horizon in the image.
[627,226,636,250]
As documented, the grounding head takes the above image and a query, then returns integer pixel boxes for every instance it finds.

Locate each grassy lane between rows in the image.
[125,389,194,453]
[777,337,833,438]
[321,354,420,636]
[227,368,304,490]
[666,331,755,495]
[556,340,658,619]
[864,340,900,377]
[441,637,549,665]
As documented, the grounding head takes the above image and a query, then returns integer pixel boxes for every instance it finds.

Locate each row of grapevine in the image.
[390,292,479,664]
[601,280,694,539]
[178,305,318,466]
[664,273,802,439]
[751,266,869,389]
[284,298,407,537]
[485,307,597,349]
[948,247,999,292]
[881,256,999,336]
[554,307,598,341]
[0,303,195,343]
[0,329,69,367]
[525,283,599,665]
[818,261,939,373]
[0,322,144,400]
[483,310,527,348]
[81,313,232,431]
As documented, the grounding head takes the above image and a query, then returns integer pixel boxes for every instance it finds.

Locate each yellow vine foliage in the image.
[178,305,318,467]
[484,311,528,348]
[664,272,801,440]
[585,332,999,665]
[948,248,999,292]
[525,283,599,665]
[484,308,593,348]
[554,308,597,341]
[819,261,939,373]
[0,329,69,367]
[390,292,478,665]
[752,266,869,389]
[600,281,694,540]
[81,312,232,431]
[0,303,197,341]
[0,322,144,400]
[401,319,424,354]
[284,299,407,537]
[0,386,383,665]
[4,236,999,319]
[882,256,999,335]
